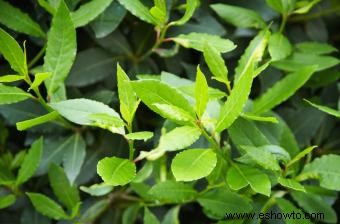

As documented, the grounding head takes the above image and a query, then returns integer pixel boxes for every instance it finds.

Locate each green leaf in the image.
[203,42,229,85]
[62,134,86,184]
[29,72,51,91]
[149,6,166,25]
[301,154,340,191]
[97,156,136,186]
[266,0,295,14]
[0,75,24,83]
[117,64,139,124]
[241,113,278,123]
[0,0,45,37]
[90,1,126,38]
[144,207,160,224]
[122,204,141,224]
[26,193,68,220]
[44,0,76,96]
[286,146,317,168]
[153,103,195,123]
[293,0,321,14]
[268,33,292,61]
[79,199,111,223]
[0,84,31,105]
[276,198,312,224]
[277,177,305,192]
[48,163,80,211]
[162,206,180,224]
[125,131,153,141]
[252,66,317,114]
[117,0,159,25]
[172,33,236,53]
[170,0,199,26]
[291,191,337,223]
[148,180,197,203]
[80,183,113,196]
[16,137,43,185]
[296,41,337,55]
[227,164,271,196]
[71,0,113,27]
[0,194,16,209]
[197,188,252,219]
[195,66,209,117]
[131,80,195,119]
[304,100,340,118]
[0,28,27,75]
[171,148,217,181]
[240,145,281,171]
[211,4,266,29]
[132,162,153,183]
[16,111,59,131]
[87,113,126,135]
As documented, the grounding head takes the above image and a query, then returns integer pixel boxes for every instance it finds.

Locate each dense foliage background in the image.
[0,0,339,223]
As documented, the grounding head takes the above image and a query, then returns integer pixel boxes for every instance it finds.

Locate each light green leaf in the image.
[122,204,141,224]
[37,0,55,14]
[62,134,86,184]
[304,100,340,118]
[148,180,197,203]
[203,42,229,86]
[79,199,111,223]
[0,28,27,75]
[0,84,31,105]
[293,0,321,14]
[286,145,317,168]
[266,0,295,14]
[252,66,317,114]
[161,206,180,224]
[241,113,278,123]
[26,193,68,220]
[125,131,153,141]
[171,148,217,181]
[227,164,271,196]
[268,33,292,61]
[0,0,45,37]
[132,162,153,183]
[153,103,194,123]
[16,111,59,131]
[144,207,160,224]
[97,156,136,186]
[0,194,16,209]
[44,0,76,96]
[277,177,305,192]
[240,145,281,171]
[48,163,80,211]
[16,137,43,185]
[0,75,24,83]
[149,6,166,25]
[195,66,209,118]
[211,4,266,29]
[276,198,312,224]
[71,0,113,27]
[117,64,139,124]
[117,0,159,25]
[131,80,195,119]
[172,33,236,53]
[80,183,113,196]
[88,113,126,135]
[301,154,340,191]
[197,188,252,219]
[296,41,337,55]
[29,72,51,91]
[170,0,198,26]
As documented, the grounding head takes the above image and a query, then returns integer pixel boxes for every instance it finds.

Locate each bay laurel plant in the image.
[0,0,339,223]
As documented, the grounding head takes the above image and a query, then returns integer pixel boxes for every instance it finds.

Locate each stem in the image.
[259,191,286,223]
[126,124,135,160]
[279,14,288,33]
[28,45,46,69]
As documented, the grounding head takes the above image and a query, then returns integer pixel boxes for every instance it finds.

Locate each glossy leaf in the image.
[268,33,292,61]
[0,75,24,83]
[80,183,113,196]
[296,42,337,55]
[286,146,317,168]
[0,84,31,105]
[16,111,59,131]
[0,194,16,209]
[117,0,159,25]
[144,207,160,224]
[170,0,199,26]
[125,131,153,141]
[195,66,209,117]
[304,100,340,118]
[277,177,305,192]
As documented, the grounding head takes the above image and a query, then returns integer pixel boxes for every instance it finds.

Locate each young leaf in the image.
[227,164,271,196]
[62,134,86,184]
[286,146,317,168]
[26,193,68,220]
[241,113,278,123]
[211,4,266,29]
[97,156,136,186]
[16,137,43,185]
[293,0,321,14]
[0,84,31,105]
[153,103,194,123]
[0,194,16,209]
[117,64,139,124]
[169,0,199,26]
[172,33,236,53]
[304,100,340,118]
[301,154,340,190]
[0,75,24,83]
[277,177,305,192]
[44,0,76,96]
[80,183,113,196]
[252,66,317,114]
[148,180,197,203]
[125,131,153,141]
[265,0,295,14]
[117,0,159,25]
[29,72,51,91]
[48,163,80,211]
[149,6,166,25]
[71,0,113,27]
[144,207,160,224]
[87,113,126,135]
[0,28,27,75]
[276,198,312,224]
[296,41,337,55]
[16,111,59,131]
[197,188,252,219]
[195,66,209,118]
[268,33,292,61]
[171,148,217,181]
[0,0,45,37]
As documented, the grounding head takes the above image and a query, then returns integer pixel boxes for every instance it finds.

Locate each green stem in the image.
[28,45,46,69]
[279,14,288,33]
[126,124,135,160]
